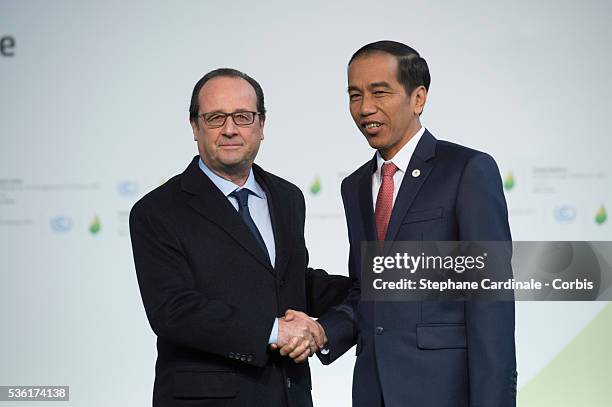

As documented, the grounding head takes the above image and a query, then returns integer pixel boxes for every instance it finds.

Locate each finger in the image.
[308,341,317,355]
[305,336,315,354]
[288,339,311,359]
[279,341,298,356]
[289,343,310,360]
[284,309,297,321]
[319,326,328,348]
[310,324,325,348]
[294,348,311,363]
[279,337,299,356]
[269,343,278,351]
[288,338,310,359]
[286,309,309,320]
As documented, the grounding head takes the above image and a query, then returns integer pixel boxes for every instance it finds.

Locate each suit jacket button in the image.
[240,355,247,362]
[247,355,253,362]
[375,326,384,335]
[286,378,292,388]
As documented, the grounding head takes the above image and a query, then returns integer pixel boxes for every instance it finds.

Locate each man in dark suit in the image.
[282,41,517,406]
[129,68,350,407]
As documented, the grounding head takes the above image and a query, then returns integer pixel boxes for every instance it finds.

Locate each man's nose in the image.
[220,115,239,136]
[359,95,377,116]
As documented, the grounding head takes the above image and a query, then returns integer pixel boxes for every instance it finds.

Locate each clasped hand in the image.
[270,310,327,363]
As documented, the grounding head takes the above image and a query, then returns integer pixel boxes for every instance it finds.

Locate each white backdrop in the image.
[1,0,611,405]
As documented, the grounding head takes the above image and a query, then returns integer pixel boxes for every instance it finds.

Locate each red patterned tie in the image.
[375,162,399,242]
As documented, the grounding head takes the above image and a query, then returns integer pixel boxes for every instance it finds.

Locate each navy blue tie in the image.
[230,188,271,264]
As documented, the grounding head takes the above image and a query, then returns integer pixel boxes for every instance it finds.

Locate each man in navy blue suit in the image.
[283,41,517,406]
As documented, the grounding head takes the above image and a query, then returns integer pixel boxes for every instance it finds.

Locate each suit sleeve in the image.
[304,264,352,318]
[456,153,517,406]
[292,188,353,317]
[129,200,272,367]
[315,179,360,364]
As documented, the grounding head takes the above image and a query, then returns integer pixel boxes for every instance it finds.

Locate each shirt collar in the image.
[375,126,426,174]
[198,158,265,199]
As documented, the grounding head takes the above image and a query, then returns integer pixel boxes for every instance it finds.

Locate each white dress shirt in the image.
[372,126,425,209]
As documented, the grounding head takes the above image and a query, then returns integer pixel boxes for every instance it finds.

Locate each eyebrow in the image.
[368,81,392,89]
[347,81,393,93]
[205,109,254,114]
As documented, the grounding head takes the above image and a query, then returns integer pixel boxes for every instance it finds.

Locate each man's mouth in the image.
[361,121,384,134]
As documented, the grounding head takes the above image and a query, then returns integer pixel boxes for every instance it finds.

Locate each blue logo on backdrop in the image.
[554,205,576,223]
[50,216,73,232]
[118,181,138,197]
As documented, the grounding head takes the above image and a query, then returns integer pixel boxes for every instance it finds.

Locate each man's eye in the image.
[373,91,387,95]
[349,94,361,100]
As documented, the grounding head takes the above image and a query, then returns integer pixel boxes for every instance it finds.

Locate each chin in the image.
[221,154,255,168]
[365,136,387,151]
[219,158,245,169]
[218,151,244,162]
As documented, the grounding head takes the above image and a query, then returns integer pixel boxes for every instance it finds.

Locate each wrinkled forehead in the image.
[198,76,258,112]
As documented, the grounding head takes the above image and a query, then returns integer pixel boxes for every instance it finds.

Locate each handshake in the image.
[270,310,327,363]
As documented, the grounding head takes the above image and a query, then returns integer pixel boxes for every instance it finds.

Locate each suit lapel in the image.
[357,155,378,242]
[385,130,437,242]
[181,157,274,274]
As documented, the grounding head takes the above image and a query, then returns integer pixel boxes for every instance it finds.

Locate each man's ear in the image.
[259,117,266,140]
[190,119,198,141]
[413,86,428,115]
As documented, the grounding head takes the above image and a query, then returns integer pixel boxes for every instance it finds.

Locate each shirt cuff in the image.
[268,317,279,344]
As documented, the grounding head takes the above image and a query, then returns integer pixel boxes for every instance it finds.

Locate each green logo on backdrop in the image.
[89,215,101,235]
[310,176,321,195]
[595,205,607,225]
[504,172,515,191]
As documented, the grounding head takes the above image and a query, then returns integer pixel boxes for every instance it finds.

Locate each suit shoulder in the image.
[435,139,499,167]
[342,160,372,187]
[436,139,486,159]
[130,174,182,218]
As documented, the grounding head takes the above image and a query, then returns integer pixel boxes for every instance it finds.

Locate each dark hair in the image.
[189,68,266,124]
[349,40,431,95]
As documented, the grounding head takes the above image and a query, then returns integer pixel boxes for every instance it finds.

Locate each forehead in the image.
[198,76,258,111]
[348,52,400,87]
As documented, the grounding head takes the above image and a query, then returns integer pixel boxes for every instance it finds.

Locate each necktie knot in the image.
[230,188,251,208]
[381,162,398,178]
